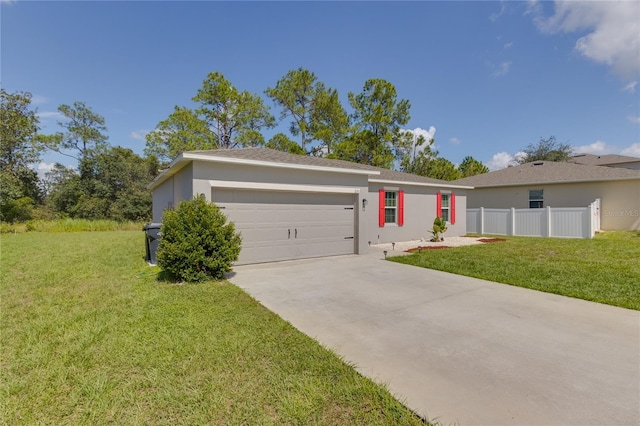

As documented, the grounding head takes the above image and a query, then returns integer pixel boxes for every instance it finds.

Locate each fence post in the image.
[546,206,552,237]
[510,207,516,236]
[479,207,484,235]
[586,203,593,238]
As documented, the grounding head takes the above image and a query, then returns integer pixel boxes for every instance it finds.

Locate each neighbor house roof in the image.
[453,161,640,188]
[568,153,640,167]
[148,148,473,190]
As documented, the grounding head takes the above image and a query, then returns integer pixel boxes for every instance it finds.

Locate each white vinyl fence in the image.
[467,199,601,239]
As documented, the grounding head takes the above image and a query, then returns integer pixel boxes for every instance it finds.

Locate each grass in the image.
[0,218,145,233]
[0,231,427,425]
[389,231,640,311]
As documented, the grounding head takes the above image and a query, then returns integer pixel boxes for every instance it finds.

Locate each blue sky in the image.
[3,0,639,174]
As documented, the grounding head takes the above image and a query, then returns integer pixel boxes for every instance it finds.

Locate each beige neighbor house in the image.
[148,148,472,264]
[454,161,640,231]
[568,153,640,170]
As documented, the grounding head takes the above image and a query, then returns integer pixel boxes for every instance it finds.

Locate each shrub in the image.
[157,196,242,282]
[430,216,448,242]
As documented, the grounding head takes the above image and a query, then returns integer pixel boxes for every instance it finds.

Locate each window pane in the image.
[529,189,543,208]
[385,191,396,207]
[385,208,396,223]
[441,208,449,222]
[441,194,449,208]
[529,190,543,200]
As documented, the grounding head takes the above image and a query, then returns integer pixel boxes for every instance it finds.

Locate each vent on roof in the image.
[533,161,544,166]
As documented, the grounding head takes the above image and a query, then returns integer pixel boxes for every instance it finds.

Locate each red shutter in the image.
[398,190,404,226]
[379,190,385,227]
[450,193,456,224]
[436,192,442,218]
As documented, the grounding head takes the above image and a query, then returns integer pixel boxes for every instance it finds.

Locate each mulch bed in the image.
[404,246,452,253]
[477,238,507,243]
[404,238,507,253]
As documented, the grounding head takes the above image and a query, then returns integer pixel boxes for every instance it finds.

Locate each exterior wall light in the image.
[362,198,368,211]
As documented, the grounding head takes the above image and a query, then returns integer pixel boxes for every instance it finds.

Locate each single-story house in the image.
[454,161,640,231]
[148,148,472,264]
[568,153,640,170]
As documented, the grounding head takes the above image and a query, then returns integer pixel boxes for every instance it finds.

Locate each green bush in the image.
[157,196,242,282]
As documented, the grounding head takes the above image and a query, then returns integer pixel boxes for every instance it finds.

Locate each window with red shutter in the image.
[379,190,385,227]
[450,193,456,224]
[398,190,404,226]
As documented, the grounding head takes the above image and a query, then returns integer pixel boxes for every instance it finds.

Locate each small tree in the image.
[157,196,242,282]
[431,217,448,242]
[518,136,572,164]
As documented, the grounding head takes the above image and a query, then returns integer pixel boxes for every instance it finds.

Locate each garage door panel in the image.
[213,189,355,264]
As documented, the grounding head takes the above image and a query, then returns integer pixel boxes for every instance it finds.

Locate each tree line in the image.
[144,68,490,179]
[5,68,570,223]
[1,90,158,223]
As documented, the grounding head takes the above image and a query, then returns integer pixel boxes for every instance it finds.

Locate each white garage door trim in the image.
[209,180,360,194]
[212,188,357,265]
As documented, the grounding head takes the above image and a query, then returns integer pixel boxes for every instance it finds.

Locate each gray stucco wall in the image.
[151,158,470,251]
[466,181,640,231]
[152,177,173,222]
[367,184,467,244]
[191,161,371,254]
[151,163,194,222]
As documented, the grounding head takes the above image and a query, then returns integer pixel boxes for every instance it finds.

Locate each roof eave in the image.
[147,152,381,190]
[147,153,191,191]
[369,178,473,189]
[182,152,380,176]
[467,176,640,188]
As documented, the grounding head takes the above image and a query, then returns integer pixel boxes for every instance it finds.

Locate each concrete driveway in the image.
[229,248,640,425]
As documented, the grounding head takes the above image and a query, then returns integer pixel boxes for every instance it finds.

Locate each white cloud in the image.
[402,126,437,153]
[623,81,637,93]
[621,143,640,157]
[628,115,640,124]
[494,61,512,77]
[572,140,619,155]
[130,130,149,141]
[37,162,55,173]
[487,151,525,170]
[30,94,49,105]
[489,1,507,23]
[34,162,55,179]
[449,137,461,145]
[33,162,76,179]
[533,1,640,79]
[36,111,63,120]
[571,141,640,158]
[408,126,436,141]
[504,42,514,49]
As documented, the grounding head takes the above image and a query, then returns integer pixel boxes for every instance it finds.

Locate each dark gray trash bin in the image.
[143,223,162,265]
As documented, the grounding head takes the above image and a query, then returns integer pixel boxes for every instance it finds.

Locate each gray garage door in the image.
[213,189,356,264]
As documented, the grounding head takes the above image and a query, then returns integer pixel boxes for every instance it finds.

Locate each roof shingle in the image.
[453,161,640,187]
[190,147,459,186]
[569,153,640,166]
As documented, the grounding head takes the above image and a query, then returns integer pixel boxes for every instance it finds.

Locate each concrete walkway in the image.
[228,247,640,425]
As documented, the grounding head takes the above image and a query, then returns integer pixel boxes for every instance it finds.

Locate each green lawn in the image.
[390,231,640,310]
[1,231,426,425]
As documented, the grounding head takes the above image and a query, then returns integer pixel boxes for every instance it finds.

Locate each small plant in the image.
[431,216,448,242]
[157,196,242,282]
